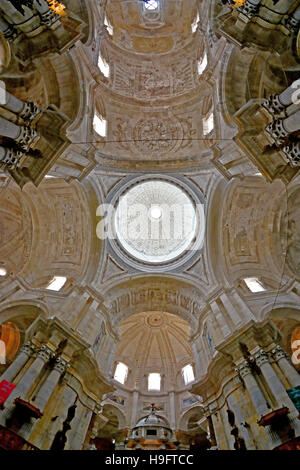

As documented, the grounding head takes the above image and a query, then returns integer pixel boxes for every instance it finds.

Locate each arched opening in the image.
[0,304,46,373]
[270,307,300,371]
[92,404,125,450]
[0,321,20,363]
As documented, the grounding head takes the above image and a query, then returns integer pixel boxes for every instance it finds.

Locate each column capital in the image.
[252,348,269,368]
[19,341,35,357]
[265,119,289,146]
[53,357,69,374]
[40,9,60,26]
[238,1,260,19]
[271,345,290,362]
[262,94,286,117]
[282,142,300,167]
[19,101,41,124]
[37,344,54,362]
[235,360,253,379]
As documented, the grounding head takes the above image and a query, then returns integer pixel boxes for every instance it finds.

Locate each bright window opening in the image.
[198,53,208,75]
[104,15,113,36]
[192,12,199,33]
[144,0,159,11]
[98,56,110,78]
[203,112,214,135]
[182,364,195,385]
[46,276,67,291]
[0,268,7,276]
[114,362,128,384]
[244,277,266,293]
[148,372,161,391]
[93,114,107,137]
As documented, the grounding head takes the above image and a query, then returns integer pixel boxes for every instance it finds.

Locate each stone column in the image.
[281,110,300,134]
[130,390,139,428]
[286,5,300,32]
[0,16,18,41]
[67,402,93,450]
[278,80,300,107]
[33,0,53,15]
[252,348,299,412]
[271,345,300,388]
[33,357,69,412]
[169,392,176,430]
[0,116,22,139]
[1,92,41,123]
[227,392,255,449]
[265,110,300,146]
[37,384,77,449]
[0,116,37,150]
[1,91,23,114]
[0,344,53,426]
[239,0,262,18]
[235,361,269,417]
[33,0,59,26]
[282,141,300,167]
[0,341,35,383]
[0,146,26,169]
[207,415,217,447]
[263,79,300,116]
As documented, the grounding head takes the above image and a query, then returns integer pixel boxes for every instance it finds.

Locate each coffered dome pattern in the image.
[0,0,299,453]
[115,180,199,264]
[114,311,193,390]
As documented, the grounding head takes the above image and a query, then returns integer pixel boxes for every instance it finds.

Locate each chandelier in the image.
[46,0,67,16]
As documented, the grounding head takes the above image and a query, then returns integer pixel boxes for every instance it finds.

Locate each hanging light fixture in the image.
[46,0,67,16]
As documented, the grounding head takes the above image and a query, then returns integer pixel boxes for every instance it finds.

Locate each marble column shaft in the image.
[0,345,53,425]
[236,361,269,416]
[0,116,21,139]
[271,345,300,388]
[278,80,300,106]
[282,110,300,133]
[0,341,35,383]
[33,357,68,412]
[252,348,298,412]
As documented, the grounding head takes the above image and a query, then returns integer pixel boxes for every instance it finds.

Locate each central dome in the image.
[114,180,197,263]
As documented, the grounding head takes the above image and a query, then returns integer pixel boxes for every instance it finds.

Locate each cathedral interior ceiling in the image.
[0,0,297,322]
[0,0,299,448]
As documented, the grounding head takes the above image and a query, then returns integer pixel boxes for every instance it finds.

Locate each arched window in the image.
[93,114,107,137]
[0,340,6,365]
[203,112,214,135]
[198,53,207,75]
[104,15,113,36]
[144,0,159,11]
[46,276,67,291]
[0,322,20,363]
[0,267,7,276]
[192,12,199,33]
[148,372,161,391]
[114,362,128,384]
[98,55,109,78]
[244,277,265,292]
[182,364,195,385]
